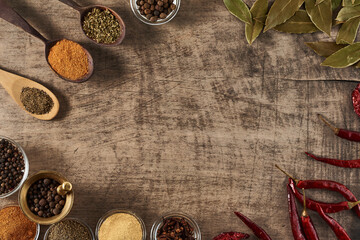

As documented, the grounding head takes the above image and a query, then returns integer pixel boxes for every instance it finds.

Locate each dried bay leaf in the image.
[342,0,360,6]
[274,10,319,33]
[332,0,342,9]
[316,0,325,4]
[224,0,252,24]
[245,0,268,44]
[305,42,347,57]
[264,0,304,31]
[305,0,332,36]
[336,6,360,21]
[321,42,360,68]
[336,17,360,44]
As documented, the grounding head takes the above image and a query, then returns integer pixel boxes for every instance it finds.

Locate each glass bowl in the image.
[150,212,201,240]
[0,205,40,240]
[0,136,29,198]
[130,0,181,25]
[96,209,146,240]
[44,218,95,240]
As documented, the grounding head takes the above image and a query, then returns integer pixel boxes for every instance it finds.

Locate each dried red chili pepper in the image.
[352,83,360,117]
[300,189,319,240]
[212,232,250,240]
[287,183,306,240]
[289,179,360,214]
[318,114,360,142]
[234,212,272,240]
[315,204,351,240]
[305,152,360,168]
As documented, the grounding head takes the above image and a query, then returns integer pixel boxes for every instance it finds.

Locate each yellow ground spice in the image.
[48,39,89,81]
[0,206,37,240]
[98,213,143,240]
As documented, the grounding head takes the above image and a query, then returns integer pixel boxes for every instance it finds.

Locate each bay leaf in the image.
[305,42,347,57]
[332,0,342,9]
[336,6,360,22]
[342,0,360,6]
[274,10,319,33]
[321,42,360,68]
[264,0,304,32]
[336,17,360,44]
[316,0,325,4]
[356,61,360,67]
[305,0,332,36]
[245,0,268,44]
[224,0,252,24]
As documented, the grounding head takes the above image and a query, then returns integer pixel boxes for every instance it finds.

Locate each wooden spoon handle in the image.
[0,0,48,43]
[58,0,83,12]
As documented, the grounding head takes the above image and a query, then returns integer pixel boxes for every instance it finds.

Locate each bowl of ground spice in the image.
[0,136,29,198]
[96,209,146,240]
[130,0,180,25]
[150,212,201,240]
[44,218,94,240]
[46,39,94,82]
[0,205,40,240]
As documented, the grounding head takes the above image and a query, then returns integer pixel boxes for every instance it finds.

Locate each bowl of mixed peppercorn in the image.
[0,136,28,198]
[130,0,180,25]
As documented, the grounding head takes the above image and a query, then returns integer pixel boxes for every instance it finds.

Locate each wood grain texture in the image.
[0,0,360,239]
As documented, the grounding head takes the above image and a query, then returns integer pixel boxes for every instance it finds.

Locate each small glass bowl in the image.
[0,136,29,198]
[150,212,201,240]
[0,205,40,240]
[44,218,95,240]
[96,209,146,240]
[130,0,181,25]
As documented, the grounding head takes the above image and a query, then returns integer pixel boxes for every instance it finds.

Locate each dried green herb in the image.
[316,0,325,5]
[274,10,319,33]
[305,42,347,57]
[223,0,252,24]
[336,6,360,22]
[336,16,360,44]
[305,0,332,36]
[343,0,360,6]
[20,87,54,115]
[82,8,121,44]
[264,0,304,31]
[332,0,342,10]
[321,42,360,68]
[245,0,268,44]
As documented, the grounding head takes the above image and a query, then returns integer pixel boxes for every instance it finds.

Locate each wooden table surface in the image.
[1,0,360,239]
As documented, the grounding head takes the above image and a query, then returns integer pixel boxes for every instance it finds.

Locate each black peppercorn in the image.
[136,0,176,22]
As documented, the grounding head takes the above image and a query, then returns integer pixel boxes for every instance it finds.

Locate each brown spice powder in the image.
[48,39,89,81]
[0,206,37,240]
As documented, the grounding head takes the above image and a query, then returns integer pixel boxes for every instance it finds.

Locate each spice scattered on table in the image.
[20,87,54,115]
[98,212,144,240]
[27,178,66,218]
[47,219,91,240]
[0,206,37,240]
[48,39,89,81]
[318,114,360,142]
[306,152,360,168]
[136,0,177,22]
[0,138,25,195]
[157,217,195,240]
[82,8,122,44]
[213,232,250,240]
[234,212,272,240]
[300,189,319,240]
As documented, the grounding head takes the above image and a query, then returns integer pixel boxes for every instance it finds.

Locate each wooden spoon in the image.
[0,0,94,82]
[0,68,59,120]
[58,0,126,46]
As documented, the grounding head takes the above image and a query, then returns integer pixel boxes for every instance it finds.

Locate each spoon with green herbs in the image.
[58,0,126,46]
[0,68,60,120]
[0,0,94,82]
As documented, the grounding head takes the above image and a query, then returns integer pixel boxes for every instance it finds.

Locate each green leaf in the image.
[224,0,252,24]
[332,0,342,9]
[342,0,360,6]
[264,0,305,31]
[321,43,360,68]
[305,0,332,36]
[336,6,360,22]
[336,17,360,44]
[274,10,319,33]
[245,0,268,44]
[305,42,347,57]
[356,61,360,67]
[316,0,325,4]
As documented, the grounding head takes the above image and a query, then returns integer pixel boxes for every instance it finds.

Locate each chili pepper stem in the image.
[275,165,299,184]
[317,114,340,135]
[348,200,360,209]
[302,188,308,217]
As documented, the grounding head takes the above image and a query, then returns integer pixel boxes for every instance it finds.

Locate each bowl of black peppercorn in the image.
[130,0,180,25]
[0,136,29,198]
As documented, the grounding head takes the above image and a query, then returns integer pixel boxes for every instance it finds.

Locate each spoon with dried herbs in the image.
[57,0,126,46]
[0,0,94,82]
[0,68,59,120]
